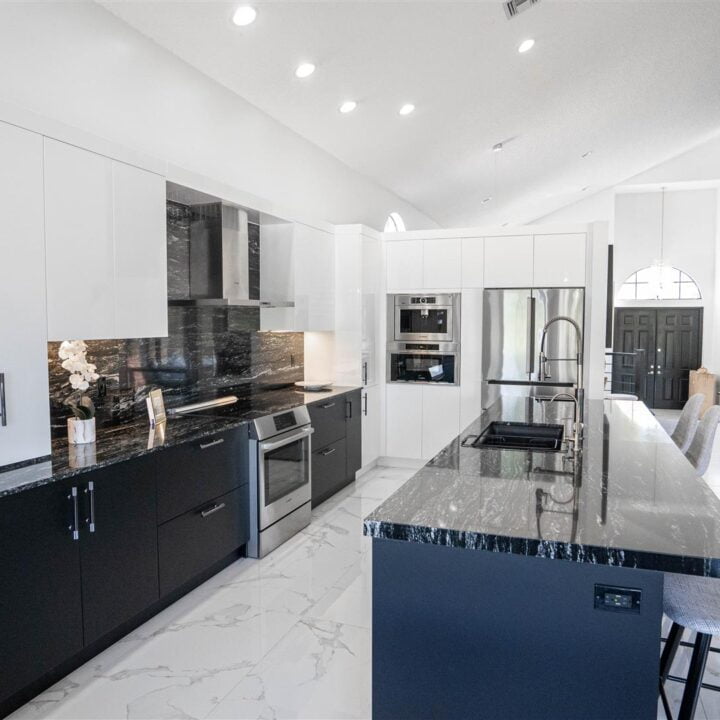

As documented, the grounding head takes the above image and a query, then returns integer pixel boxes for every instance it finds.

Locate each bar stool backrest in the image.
[685,405,720,478]
[671,393,705,453]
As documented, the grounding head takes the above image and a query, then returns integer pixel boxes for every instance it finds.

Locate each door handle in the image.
[346,399,352,420]
[199,438,224,450]
[363,362,368,385]
[526,297,536,376]
[85,480,96,533]
[648,371,655,375]
[320,447,336,456]
[200,502,226,518]
[68,487,80,541]
[363,392,368,416]
[320,402,336,409]
[0,372,6,427]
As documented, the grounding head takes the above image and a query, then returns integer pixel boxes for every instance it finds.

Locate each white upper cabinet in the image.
[533,233,586,287]
[261,222,335,332]
[484,235,533,288]
[44,138,168,341]
[0,122,51,465]
[113,161,168,338]
[294,223,335,331]
[386,240,423,291]
[461,237,484,288]
[44,139,115,340]
[423,239,461,289]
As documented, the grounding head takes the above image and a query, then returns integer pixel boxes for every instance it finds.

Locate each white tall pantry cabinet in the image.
[0,122,51,465]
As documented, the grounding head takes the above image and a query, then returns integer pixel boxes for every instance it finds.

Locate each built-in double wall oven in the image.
[387,294,461,385]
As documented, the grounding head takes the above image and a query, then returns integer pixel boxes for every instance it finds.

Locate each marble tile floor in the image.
[9,450,720,719]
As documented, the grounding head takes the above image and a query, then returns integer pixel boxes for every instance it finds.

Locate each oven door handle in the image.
[259,426,314,453]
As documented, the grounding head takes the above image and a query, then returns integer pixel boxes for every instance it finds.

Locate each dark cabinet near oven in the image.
[0,480,84,709]
[309,389,363,507]
[78,457,159,646]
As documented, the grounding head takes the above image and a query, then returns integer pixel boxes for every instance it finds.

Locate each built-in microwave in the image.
[387,343,459,385]
[391,294,459,343]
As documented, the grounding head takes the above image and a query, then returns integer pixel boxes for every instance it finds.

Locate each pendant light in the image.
[649,187,671,299]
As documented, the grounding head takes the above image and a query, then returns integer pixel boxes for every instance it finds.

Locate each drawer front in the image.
[156,427,245,524]
[311,437,349,508]
[308,396,348,449]
[158,485,249,597]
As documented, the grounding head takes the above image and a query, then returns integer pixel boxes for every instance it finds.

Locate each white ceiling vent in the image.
[504,0,540,20]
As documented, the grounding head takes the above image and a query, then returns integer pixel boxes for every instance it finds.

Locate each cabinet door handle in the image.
[346,399,352,420]
[362,362,368,386]
[199,438,224,450]
[320,402,336,409]
[85,480,96,533]
[363,393,368,416]
[0,372,6,427]
[200,502,226,518]
[320,447,336,456]
[69,486,80,541]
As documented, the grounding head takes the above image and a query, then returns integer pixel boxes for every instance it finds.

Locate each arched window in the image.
[618,266,701,301]
[384,212,406,233]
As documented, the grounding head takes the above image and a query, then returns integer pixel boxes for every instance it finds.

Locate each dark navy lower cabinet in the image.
[78,457,160,646]
[0,427,250,719]
[0,480,84,712]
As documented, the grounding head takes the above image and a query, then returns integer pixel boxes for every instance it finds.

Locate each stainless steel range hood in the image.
[167,182,293,308]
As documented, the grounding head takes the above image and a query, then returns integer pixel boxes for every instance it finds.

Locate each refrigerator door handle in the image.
[526,296,536,376]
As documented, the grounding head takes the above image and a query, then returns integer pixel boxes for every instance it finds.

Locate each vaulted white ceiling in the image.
[100,0,720,228]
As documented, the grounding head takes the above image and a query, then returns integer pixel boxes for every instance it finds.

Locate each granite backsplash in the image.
[48,200,303,433]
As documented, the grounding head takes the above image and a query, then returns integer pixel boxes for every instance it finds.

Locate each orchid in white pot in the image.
[59,340,100,444]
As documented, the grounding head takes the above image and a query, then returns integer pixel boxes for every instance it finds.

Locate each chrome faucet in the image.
[547,392,582,454]
[538,316,584,453]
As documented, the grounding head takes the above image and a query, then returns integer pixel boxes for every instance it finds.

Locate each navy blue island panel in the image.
[365,398,720,719]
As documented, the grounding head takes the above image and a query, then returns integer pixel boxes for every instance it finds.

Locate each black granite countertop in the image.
[0,385,359,498]
[364,397,720,577]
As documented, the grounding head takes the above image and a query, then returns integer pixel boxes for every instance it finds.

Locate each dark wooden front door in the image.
[613,307,703,409]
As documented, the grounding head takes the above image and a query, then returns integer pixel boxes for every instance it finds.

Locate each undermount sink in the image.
[471,421,564,453]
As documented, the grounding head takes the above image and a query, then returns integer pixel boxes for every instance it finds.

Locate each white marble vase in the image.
[67,417,96,445]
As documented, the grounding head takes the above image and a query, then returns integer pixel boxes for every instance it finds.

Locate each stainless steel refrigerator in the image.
[481,288,585,409]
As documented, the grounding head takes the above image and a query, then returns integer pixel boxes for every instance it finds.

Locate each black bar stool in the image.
[660,572,720,719]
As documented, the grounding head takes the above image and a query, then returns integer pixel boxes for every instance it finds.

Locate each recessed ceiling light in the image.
[232,5,256,26]
[295,63,316,79]
[518,38,535,54]
[581,150,593,159]
[339,101,357,114]
[482,197,492,204]
[399,103,415,116]
[493,142,503,153]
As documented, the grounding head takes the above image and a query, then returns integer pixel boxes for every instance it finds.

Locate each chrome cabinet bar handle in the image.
[320,447,336,456]
[85,481,96,533]
[320,402,336,409]
[346,399,352,420]
[0,372,6,427]
[199,438,224,450]
[363,393,368,416]
[201,502,226,518]
[69,487,80,541]
[362,362,368,385]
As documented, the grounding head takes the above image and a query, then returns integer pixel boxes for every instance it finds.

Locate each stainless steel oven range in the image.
[247,406,313,558]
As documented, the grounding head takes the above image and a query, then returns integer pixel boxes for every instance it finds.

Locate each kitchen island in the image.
[364,397,720,719]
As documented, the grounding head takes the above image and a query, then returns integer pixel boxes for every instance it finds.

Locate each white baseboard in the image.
[356,459,378,479]
[377,456,426,469]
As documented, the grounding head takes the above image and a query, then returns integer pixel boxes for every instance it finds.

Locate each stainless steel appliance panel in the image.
[392,294,459,343]
[532,288,585,397]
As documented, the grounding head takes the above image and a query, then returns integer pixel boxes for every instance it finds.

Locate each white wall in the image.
[0,2,436,232]
[614,189,718,368]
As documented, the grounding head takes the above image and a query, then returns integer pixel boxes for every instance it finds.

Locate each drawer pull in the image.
[320,447,337,456]
[320,402,336,409]
[199,438,224,450]
[200,502,227,518]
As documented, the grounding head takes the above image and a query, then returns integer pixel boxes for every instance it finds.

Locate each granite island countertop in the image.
[0,385,359,498]
[364,396,720,577]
